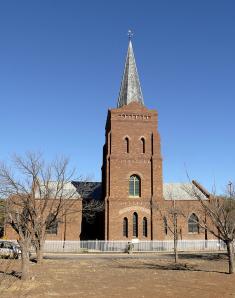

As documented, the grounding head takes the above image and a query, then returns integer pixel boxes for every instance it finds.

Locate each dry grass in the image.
[0,254,235,297]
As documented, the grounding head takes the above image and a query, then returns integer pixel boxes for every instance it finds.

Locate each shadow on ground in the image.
[112,257,227,275]
[0,270,21,279]
[179,253,227,261]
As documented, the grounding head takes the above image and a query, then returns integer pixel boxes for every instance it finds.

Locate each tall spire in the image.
[117,36,144,108]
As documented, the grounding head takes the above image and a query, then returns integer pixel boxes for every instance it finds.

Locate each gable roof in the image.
[163,183,208,201]
[71,181,102,201]
[34,180,208,201]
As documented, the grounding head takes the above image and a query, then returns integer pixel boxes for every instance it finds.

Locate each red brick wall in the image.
[156,200,215,240]
[5,199,82,241]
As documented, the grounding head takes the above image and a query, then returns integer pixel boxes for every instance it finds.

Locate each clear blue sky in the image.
[0,0,234,193]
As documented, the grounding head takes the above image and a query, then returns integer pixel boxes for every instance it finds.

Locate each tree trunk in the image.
[226,240,234,274]
[19,241,31,280]
[63,213,67,250]
[174,234,178,263]
[35,239,44,264]
[173,214,178,263]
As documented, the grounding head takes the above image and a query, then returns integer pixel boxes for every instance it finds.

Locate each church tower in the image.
[102,38,163,240]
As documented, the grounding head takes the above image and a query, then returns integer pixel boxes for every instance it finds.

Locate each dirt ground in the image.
[0,253,235,298]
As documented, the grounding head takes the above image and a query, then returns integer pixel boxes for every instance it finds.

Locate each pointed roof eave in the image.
[117,40,144,108]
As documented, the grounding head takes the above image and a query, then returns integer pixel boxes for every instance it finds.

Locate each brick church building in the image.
[100,39,209,241]
[5,39,211,242]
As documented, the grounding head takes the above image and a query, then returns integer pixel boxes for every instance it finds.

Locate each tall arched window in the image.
[133,212,138,237]
[143,217,147,237]
[163,216,168,235]
[124,137,129,153]
[141,138,145,154]
[109,133,112,154]
[46,214,58,235]
[151,133,154,155]
[188,213,199,233]
[129,175,141,197]
[123,217,128,237]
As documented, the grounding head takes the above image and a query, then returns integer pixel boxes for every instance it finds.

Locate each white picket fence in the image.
[42,240,227,253]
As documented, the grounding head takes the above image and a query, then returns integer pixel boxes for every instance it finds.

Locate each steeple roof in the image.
[117,40,144,108]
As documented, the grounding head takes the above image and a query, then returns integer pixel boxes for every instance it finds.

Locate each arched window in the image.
[188,213,199,233]
[46,214,58,235]
[124,137,129,153]
[151,133,154,155]
[123,217,128,237]
[163,216,168,235]
[129,175,141,197]
[143,217,147,237]
[109,133,112,154]
[133,212,138,237]
[141,138,145,154]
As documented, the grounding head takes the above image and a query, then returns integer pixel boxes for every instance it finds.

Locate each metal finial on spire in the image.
[128,29,133,40]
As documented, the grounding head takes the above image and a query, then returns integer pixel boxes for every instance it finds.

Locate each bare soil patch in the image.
[0,253,235,297]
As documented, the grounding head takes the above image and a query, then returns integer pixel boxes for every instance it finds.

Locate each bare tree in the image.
[0,161,34,280]
[184,180,235,274]
[157,194,185,263]
[0,152,104,279]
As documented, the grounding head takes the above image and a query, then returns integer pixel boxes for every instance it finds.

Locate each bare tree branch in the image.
[183,180,235,274]
[0,152,104,279]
